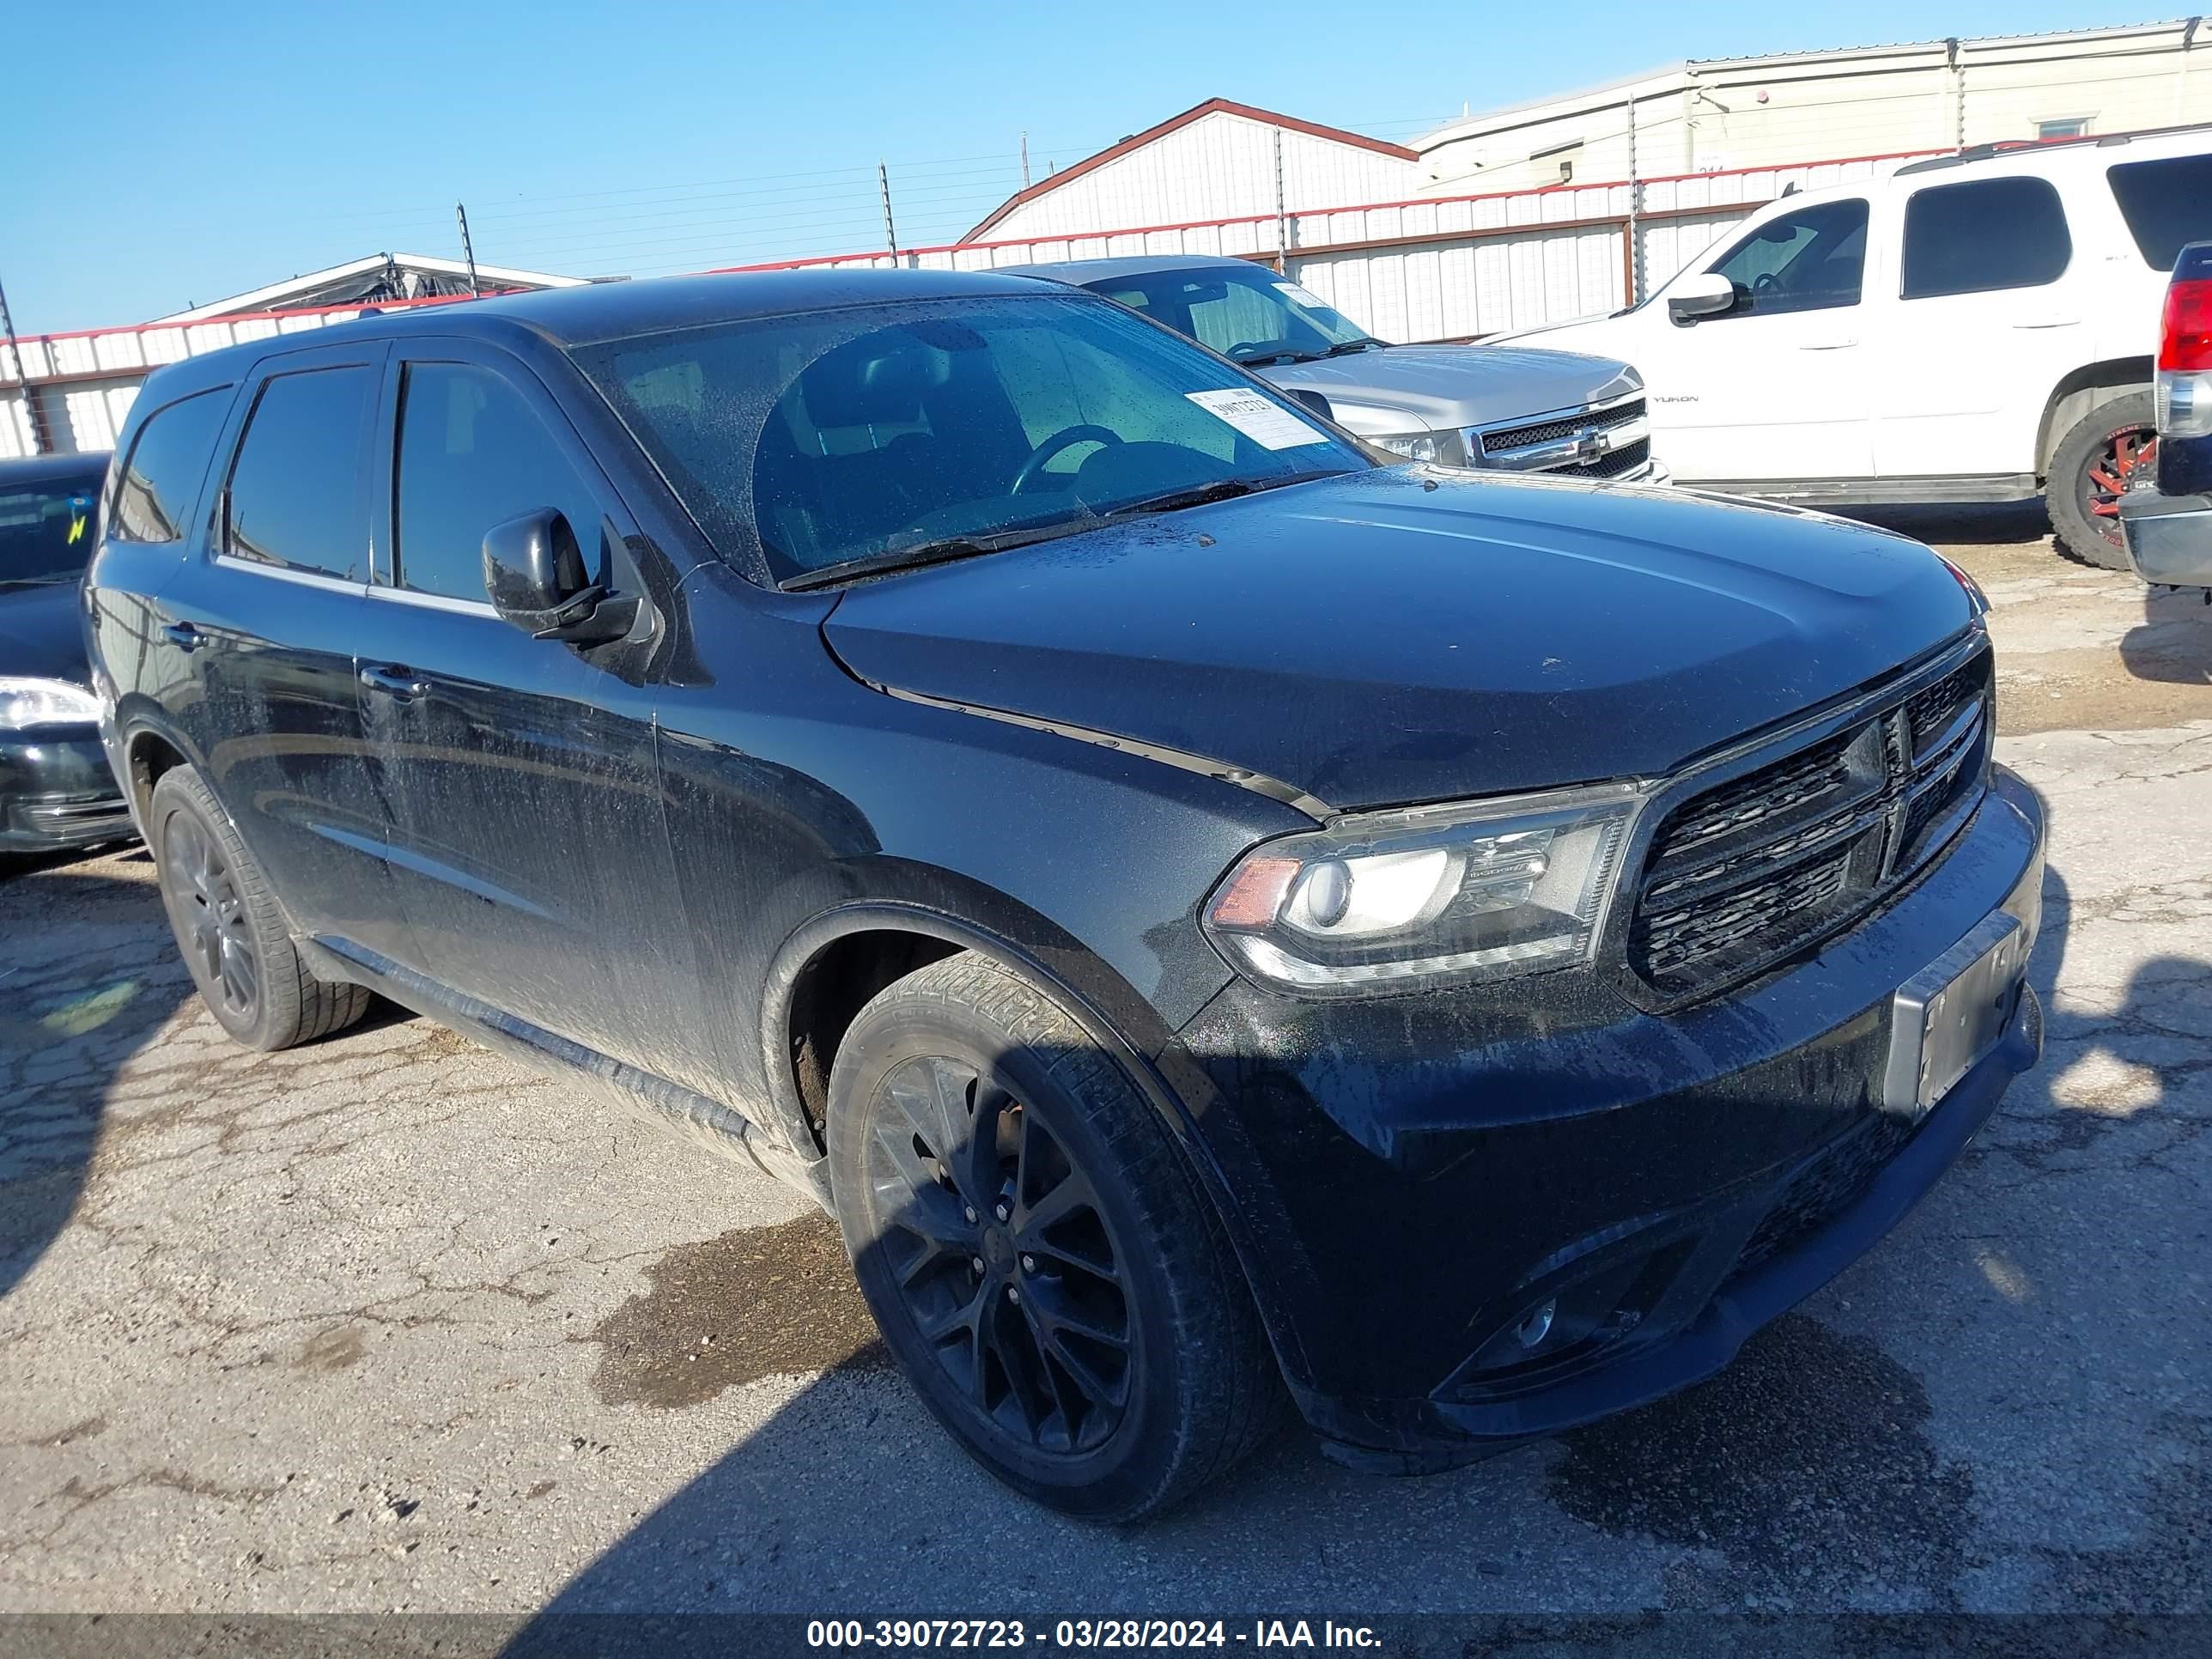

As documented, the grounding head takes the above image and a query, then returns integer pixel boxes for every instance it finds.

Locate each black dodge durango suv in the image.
[84,270,2045,1520]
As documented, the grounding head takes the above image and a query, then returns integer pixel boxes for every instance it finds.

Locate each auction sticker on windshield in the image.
[1185,388,1329,450]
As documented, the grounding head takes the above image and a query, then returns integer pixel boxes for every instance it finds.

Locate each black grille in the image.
[1731,1111,1919,1283]
[1629,649,1993,1000]
[1479,397,1646,456]
[1553,438,1652,480]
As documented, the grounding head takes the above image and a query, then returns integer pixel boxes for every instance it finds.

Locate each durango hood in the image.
[1262,344,1635,433]
[820,470,1975,813]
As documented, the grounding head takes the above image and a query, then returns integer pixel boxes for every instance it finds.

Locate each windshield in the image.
[1082,265,1378,364]
[575,292,1368,585]
[0,468,106,586]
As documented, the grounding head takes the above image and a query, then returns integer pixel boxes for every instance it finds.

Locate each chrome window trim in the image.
[212,553,368,596]
[366,584,499,619]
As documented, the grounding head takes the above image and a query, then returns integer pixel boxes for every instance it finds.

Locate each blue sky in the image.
[9,3,2134,332]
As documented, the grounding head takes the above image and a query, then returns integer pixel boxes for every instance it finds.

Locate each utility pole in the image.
[1625,91,1642,307]
[0,274,50,456]
[878,162,899,261]
[1272,127,1290,274]
[1020,131,1030,190]
[456,203,482,296]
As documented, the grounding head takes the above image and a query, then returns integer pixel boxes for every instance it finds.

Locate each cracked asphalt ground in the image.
[2,526,2209,1626]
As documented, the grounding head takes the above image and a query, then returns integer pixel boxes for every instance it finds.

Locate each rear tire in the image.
[149,767,371,1051]
[824,951,1283,1521]
[2048,390,2155,571]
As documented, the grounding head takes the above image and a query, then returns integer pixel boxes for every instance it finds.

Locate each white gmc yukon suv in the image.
[1504,125,2212,568]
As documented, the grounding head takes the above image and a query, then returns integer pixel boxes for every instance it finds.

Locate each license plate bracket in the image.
[1881,913,2027,1118]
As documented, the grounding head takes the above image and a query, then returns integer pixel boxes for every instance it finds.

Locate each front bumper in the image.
[0,726,136,852]
[1170,766,2045,1465]
[2119,489,2212,588]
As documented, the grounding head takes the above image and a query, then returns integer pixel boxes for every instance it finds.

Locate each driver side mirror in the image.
[483,508,635,646]
[1667,272,1738,325]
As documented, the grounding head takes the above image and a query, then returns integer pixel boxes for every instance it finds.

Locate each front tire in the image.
[824,952,1282,1521]
[149,767,371,1051]
[2049,390,2156,571]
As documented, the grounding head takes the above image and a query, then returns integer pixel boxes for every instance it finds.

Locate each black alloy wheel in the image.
[161,805,259,1020]
[149,766,372,1051]
[825,952,1283,1521]
[862,1051,1133,1455]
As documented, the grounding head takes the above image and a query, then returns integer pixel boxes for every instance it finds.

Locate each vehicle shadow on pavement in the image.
[0,852,192,1302]
[2118,582,2212,686]
[499,811,2212,1625]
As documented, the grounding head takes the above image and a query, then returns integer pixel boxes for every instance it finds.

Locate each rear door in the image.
[1627,196,1877,485]
[149,343,418,961]
[352,337,684,1072]
[1872,173,2080,484]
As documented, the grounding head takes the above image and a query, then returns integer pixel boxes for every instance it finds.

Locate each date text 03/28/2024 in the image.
[805,1620,1382,1649]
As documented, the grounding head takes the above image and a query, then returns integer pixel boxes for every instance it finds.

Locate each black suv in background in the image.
[85,271,2045,1520]
[2,452,133,853]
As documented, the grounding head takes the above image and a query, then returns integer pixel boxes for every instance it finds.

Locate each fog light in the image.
[1516,1298,1557,1349]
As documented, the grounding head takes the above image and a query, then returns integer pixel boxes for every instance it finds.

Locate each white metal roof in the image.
[161,253,591,322]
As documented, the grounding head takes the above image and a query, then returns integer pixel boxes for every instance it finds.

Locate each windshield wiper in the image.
[1232,347,1319,367]
[1324,337,1389,356]
[779,521,1090,592]
[0,575,73,592]
[1104,469,1347,520]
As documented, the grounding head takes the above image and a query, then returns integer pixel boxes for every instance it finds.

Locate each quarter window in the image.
[393,362,603,604]
[112,386,230,544]
[1901,177,2072,300]
[1704,199,1869,317]
[225,367,375,579]
[2106,155,2212,271]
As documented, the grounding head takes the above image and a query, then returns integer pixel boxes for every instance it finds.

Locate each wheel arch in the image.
[2037,357,2154,476]
[118,709,204,820]
[756,891,1313,1384]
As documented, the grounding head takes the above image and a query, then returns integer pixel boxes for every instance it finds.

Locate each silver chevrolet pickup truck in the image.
[1012,253,1665,485]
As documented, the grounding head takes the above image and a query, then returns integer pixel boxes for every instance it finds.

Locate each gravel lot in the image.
[3,522,2209,1634]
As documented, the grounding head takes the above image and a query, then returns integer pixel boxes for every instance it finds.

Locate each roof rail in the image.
[1894,118,2212,177]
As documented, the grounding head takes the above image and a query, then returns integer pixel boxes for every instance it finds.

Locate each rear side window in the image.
[112,386,231,544]
[224,367,375,580]
[2107,155,2212,270]
[392,362,604,603]
[1902,177,2072,299]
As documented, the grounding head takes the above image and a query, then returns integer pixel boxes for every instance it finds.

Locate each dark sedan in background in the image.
[0,452,133,854]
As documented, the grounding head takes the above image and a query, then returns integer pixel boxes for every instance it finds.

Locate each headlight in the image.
[1367,429,1466,465]
[1203,782,1644,996]
[0,677,102,730]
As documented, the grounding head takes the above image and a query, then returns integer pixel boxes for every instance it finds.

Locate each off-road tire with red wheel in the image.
[2048,390,2157,571]
[824,951,1286,1521]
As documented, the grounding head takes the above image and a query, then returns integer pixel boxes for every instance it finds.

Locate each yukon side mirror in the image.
[1667,272,1739,324]
[483,508,635,645]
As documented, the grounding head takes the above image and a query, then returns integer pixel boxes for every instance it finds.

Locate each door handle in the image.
[162,621,205,651]
[360,664,432,701]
